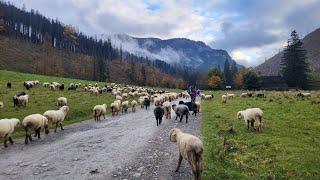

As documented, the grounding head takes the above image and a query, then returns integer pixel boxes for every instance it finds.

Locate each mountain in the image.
[109,34,238,72]
[255,28,320,78]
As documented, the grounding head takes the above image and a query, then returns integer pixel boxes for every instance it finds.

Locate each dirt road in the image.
[0,99,202,180]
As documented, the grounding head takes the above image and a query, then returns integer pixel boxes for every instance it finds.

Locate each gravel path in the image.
[0,98,202,180]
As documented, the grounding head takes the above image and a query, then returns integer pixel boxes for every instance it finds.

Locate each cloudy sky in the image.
[7,0,320,67]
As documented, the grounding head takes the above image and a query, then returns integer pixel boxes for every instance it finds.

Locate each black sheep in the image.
[13,92,26,107]
[144,98,150,110]
[59,84,64,91]
[184,101,198,116]
[7,82,11,88]
[24,83,32,90]
[154,106,165,126]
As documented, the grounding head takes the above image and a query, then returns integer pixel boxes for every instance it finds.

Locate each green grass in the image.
[201,91,320,179]
[0,70,138,139]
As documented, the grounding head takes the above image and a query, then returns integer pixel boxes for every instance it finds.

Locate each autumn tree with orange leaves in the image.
[208,75,222,89]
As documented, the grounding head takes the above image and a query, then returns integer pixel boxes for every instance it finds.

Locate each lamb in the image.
[22,114,50,144]
[0,101,3,109]
[0,118,20,147]
[172,104,189,123]
[57,97,67,107]
[237,108,263,131]
[43,106,69,132]
[92,104,107,121]
[154,106,165,126]
[110,101,120,116]
[163,101,172,119]
[131,100,138,112]
[7,82,11,88]
[18,94,29,107]
[169,128,203,180]
[221,94,227,103]
[121,101,129,113]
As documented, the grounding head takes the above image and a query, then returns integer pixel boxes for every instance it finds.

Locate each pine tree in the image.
[223,59,232,85]
[281,30,310,89]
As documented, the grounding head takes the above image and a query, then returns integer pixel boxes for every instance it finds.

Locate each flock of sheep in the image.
[1,79,317,180]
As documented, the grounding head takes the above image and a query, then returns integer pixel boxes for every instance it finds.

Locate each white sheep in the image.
[0,101,4,109]
[18,94,29,107]
[204,95,214,100]
[227,93,235,99]
[22,114,50,144]
[111,101,120,116]
[43,106,69,132]
[121,101,129,113]
[93,104,107,121]
[116,95,123,102]
[131,100,138,112]
[237,108,263,131]
[163,101,172,119]
[0,118,20,147]
[240,93,248,97]
[169,128,203,180]
[221,95,227,103]
[57,97,67,107]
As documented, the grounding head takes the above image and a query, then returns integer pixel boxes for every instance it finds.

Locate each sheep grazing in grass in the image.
[169,128,203,180]
[44,106,69,132]
[13,92,26,107]
[18,94,29,107]
[131,100,138,112]
[240,93,248,97]
[0,101,3,109]
[0,118,20,147]
[204,95,214,100]
[222,95,227,103]
[163,101,172,119]
[237,108,263,132]
[111,101,120,116]
[59,83,64,91]
[57,97,67,107]
[297,92,311,98]
[227,93,235,99]
[172,104,189,123]
[7,82,11,88]
[92,104,107,121]
[154,106,165,126]
[22,114,49,144]
[121,101,129,113]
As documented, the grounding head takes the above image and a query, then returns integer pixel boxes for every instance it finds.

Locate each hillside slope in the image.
[0,35,184,88]
[256,28,320,78]
[110,34,238,72]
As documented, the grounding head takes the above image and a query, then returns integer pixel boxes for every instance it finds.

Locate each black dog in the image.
[7,82,11,88]
[154,106,164,126]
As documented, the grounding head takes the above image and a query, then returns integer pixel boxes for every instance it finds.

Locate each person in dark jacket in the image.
[154,106,164,126]
[144,98,150,110]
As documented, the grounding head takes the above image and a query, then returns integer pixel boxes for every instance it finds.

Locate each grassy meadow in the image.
[0,70,139,139]
[200,91,320,179]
